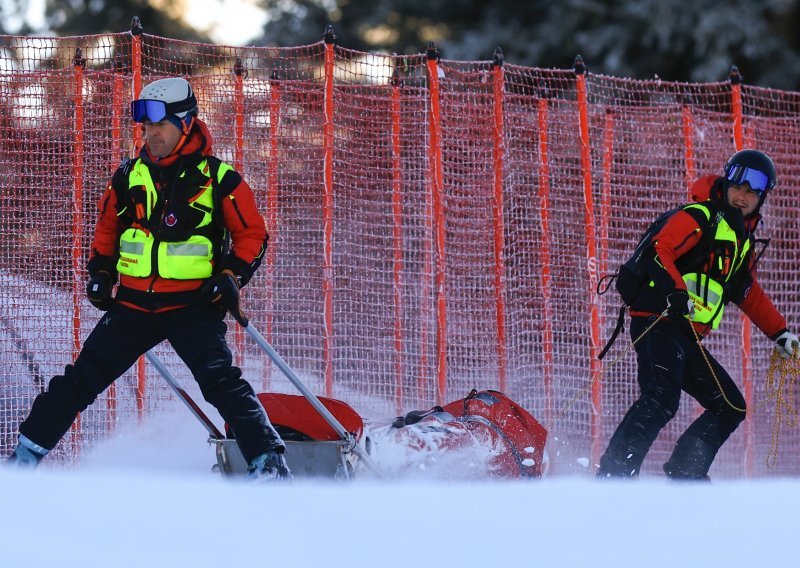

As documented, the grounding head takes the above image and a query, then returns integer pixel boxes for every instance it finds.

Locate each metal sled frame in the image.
[145,320,374,480]
[212,438,356,480]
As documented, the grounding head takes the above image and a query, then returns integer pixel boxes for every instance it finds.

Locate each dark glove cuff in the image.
[666,289,690,316]
[87,255,118,281]
[219,254,254,287]
[770,328,789,342]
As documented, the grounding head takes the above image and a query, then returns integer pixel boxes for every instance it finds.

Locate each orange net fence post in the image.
[4,28,800,476]
[536,97,555,428]
[70,48,86,447]
[426,44,448,406]
[390,68,405,416]
[730,66,755,477]
[491,48,509,394]
[575,57,604,466]
[322,29,335,398]
[232,57,246,369]
[130,21,146,418]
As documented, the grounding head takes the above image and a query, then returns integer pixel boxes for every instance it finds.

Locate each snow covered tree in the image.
[253,0,800,89]
[42,0,211,42]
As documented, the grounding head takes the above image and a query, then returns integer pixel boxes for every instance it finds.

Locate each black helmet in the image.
[723,149,777,193]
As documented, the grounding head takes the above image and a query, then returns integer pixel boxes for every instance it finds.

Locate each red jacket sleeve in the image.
[87,182,122,276]
[651,210,704,293]
[738,270,787,339]
[219,174,268,284]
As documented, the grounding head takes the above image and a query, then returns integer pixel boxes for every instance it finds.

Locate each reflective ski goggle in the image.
[131,94,197,123]
[725,164,773,193]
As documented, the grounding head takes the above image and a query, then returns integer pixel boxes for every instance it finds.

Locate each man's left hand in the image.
[201,270,246,325]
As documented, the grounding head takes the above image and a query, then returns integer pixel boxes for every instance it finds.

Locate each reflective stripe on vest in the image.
[117,229,154,277]
[116,158,227,280]
[158,235,213,279]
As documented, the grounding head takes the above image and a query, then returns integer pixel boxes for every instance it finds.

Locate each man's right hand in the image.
[86,271,114,311]
[666,289,693,317]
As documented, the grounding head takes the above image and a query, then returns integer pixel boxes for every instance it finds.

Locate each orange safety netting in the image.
[1,31,799,477]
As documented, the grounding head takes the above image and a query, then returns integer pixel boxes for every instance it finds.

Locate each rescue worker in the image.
[7,77,290,480]
[597,149,799,479]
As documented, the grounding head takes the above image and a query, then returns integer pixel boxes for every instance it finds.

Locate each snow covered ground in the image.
[3,410,799,567]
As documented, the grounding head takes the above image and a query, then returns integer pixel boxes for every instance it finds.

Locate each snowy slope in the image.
[3,410,799,568]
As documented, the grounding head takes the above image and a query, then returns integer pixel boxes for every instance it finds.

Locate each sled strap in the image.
[598,304,627,361]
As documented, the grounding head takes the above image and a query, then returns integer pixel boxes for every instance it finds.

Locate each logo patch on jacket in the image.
[165,212,178,227]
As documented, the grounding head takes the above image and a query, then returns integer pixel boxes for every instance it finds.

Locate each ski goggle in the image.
[130,94,197,123]
[725,164,773,193]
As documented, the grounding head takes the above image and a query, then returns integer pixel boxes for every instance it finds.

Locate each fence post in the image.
[426,42,448,405]
[71,48,85,363]
[264,68,282,389]
[491,47,509,393]
[537,97,555,427]
[574,56,604,464]
[390,65,405,415]
[730,65,754,478]
[682,104,696,199]
[599,109,613,301]
[129,16,147,417]
[233,58,246,369]
[71,47,86,447]
[107,58,127,427]
[323,26,336,397]
[131,17,143,153]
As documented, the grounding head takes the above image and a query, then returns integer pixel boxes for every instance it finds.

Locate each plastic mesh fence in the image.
[1,31,799,477]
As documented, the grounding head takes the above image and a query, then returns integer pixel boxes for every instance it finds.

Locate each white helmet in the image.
[132,77,197,123]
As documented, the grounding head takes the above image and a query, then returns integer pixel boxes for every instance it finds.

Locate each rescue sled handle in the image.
[145,350,224,440]
[242,322,352,444]
[241,321,379,473]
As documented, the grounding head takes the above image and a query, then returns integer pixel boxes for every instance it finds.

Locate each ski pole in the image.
[144,349,224,440]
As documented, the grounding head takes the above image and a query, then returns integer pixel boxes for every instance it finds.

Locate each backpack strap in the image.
[598,202,718,360]
[597,304,627,360]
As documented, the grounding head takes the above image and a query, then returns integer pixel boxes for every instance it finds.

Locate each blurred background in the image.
[3,0,800,89]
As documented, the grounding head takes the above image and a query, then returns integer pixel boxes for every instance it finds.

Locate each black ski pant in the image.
[597,316,746,479]
[19,302,284,464]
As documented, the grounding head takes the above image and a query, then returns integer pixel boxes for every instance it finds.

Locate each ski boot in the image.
[6,434,48,468]
[248,449,292,481]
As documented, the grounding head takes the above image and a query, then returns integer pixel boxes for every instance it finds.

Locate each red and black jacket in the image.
[87,118,267,312]
[630,175,786,340]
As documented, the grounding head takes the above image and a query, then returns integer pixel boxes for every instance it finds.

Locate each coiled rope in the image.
[758,350,800,468]
[558,311,799,469]
[689,324,800,468]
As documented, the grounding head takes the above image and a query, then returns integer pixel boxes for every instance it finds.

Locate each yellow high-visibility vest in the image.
[116,158,232,279]
[653,203,751,330]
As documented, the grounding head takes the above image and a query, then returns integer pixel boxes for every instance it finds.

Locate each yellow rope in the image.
[687,327,800,468]
[556,312,800,470]
[689,326,800,469]
[688,323,747,414]
[553,313,663,421]
[758,349,800,469]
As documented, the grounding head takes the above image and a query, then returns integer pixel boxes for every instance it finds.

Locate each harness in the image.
[114,156,231,280]
[598,202,753,359]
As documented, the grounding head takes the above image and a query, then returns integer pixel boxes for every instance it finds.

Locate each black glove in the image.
[201,269,247,325]
[665,289,692,317]
[86,271,114,311]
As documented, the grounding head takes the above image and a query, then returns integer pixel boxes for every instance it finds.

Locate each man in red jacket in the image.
[597,149,799,479]
[8,77,289,480]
